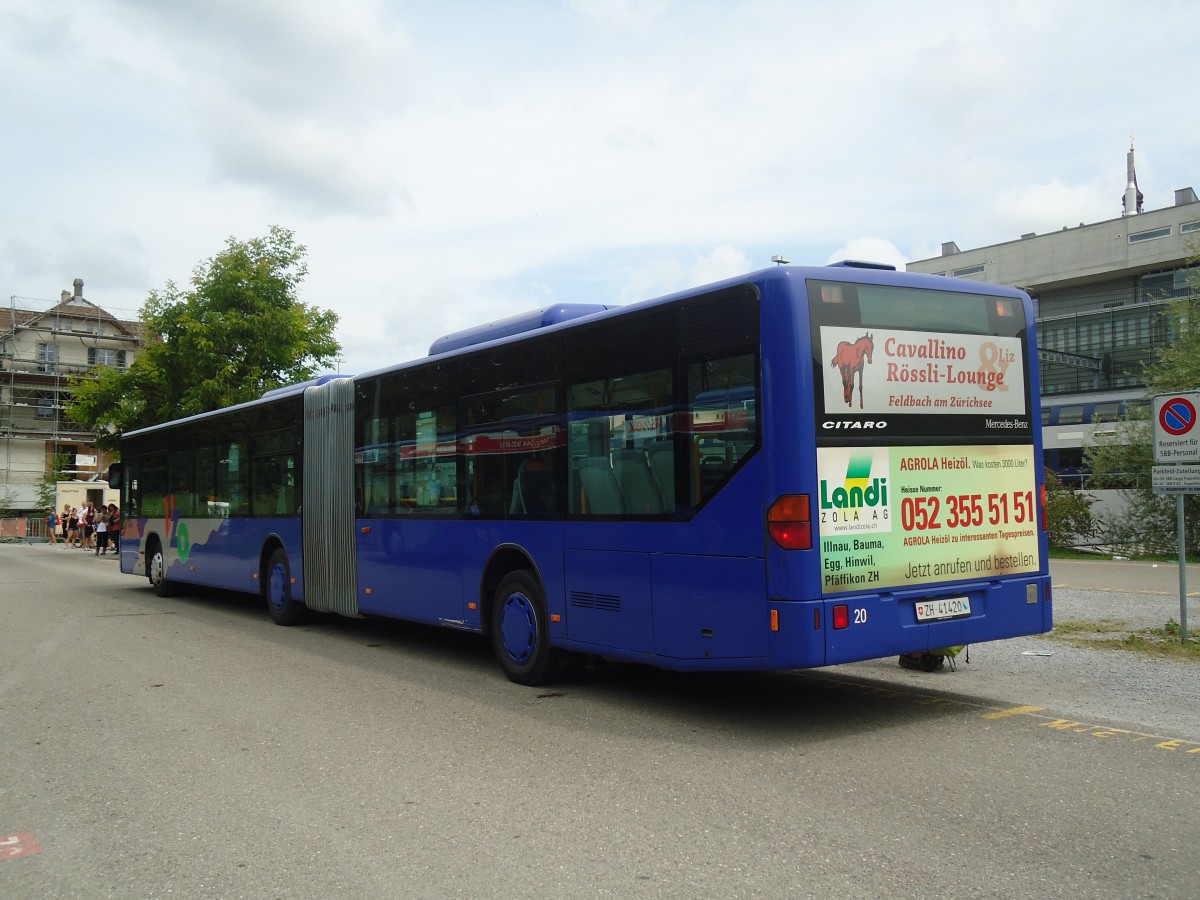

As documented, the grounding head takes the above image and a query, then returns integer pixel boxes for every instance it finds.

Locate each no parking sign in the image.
[1153,392,1200,463]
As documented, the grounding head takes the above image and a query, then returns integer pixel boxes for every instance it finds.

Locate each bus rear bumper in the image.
[819,575,1052,666]
[552,575,1052,673]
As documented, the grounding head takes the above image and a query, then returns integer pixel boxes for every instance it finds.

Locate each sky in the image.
[2,0,1197,377]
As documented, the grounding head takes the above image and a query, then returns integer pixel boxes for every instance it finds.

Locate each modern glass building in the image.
[907,150,1198,481]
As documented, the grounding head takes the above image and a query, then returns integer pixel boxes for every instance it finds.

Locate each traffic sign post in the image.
[1151,392,1200,640]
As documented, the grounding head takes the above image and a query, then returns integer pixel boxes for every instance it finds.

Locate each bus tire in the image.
[148,540,175,597]
[264,548,307,626]
[491,570,562,686]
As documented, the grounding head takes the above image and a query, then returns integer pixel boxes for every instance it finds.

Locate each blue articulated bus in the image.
[113,262,1051,684]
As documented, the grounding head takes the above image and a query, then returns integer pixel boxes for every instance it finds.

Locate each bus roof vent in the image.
[827,259,897,271]
[428,304,612,356]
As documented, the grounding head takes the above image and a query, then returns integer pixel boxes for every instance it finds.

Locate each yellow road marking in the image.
[980,704,1045,719]
[814,673,1200,756]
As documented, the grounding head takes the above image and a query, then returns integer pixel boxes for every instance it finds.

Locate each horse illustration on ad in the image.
[831,333,874,408]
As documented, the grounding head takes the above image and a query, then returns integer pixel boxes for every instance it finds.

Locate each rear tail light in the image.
[768,494,812,549]
[832,604,849,629]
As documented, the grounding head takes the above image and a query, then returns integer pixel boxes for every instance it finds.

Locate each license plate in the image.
[914,596,971,622]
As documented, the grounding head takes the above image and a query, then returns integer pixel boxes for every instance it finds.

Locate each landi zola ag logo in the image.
[817,447,892,534]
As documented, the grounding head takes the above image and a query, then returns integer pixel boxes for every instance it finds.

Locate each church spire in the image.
[1122,135,1144,216]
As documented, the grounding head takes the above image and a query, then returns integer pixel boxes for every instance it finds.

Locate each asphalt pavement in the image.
[2,542,1198,898]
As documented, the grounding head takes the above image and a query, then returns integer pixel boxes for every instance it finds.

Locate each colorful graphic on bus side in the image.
[821,326,1026,416]
[818,444,1040,592]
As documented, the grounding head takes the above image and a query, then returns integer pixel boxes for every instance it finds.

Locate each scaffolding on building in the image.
[1,281,142,513]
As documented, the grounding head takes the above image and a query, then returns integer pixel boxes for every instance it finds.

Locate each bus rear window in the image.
[812,280,1024,338]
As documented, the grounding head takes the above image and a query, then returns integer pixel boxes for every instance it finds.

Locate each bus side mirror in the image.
[107,462,123,489]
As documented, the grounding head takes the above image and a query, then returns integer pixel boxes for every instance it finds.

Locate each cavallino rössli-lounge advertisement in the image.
[822,325,1026,416]
[816,323,1038,593]
[816,444,1040,593]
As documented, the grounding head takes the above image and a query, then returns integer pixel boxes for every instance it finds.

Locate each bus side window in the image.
[573,455,625,515]
[196,445,218,517]
[140,454,167,519]
[612,448,664,514]
[216,441,249,517]
[566,369,673,517]
[123,456,140,519]
[252,453,297,516]
[646,439,675,511]
[358,461,388,515]
[510,456,557,515]
[465,383,559,519]
[686,353,759,507]
[395,406,457,515]
[355,379,389,516]
[169,447,196,516]
[357,368,460,518]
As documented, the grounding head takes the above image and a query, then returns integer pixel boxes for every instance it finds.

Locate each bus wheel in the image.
[264,548,307,626]
[491,570,562,686]
[148,541,175,597]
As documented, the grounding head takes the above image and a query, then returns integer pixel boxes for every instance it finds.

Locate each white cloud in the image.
[991,178,1118,236]
[568,0,671,38]
[689,246,755,287]
[824,239,908,272]
[2,0,1197,376]
[614,246,753,304]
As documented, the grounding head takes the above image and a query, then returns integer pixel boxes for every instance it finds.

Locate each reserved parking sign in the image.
[1153,392,1200,463]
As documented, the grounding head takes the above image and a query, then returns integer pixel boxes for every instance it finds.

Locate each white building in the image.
[0,279,142,514]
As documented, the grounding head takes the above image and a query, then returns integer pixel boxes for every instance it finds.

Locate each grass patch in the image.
[1051,619,1130,636]
[1049,548,1110,560]
[1046,618,1200,660]
[1049,548,1183,563]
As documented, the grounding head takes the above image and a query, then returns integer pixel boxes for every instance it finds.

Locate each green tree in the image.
[35,452,72,510]
[1085,253,1200,554]
[68,227,340,448]
[1043,467,1094,550]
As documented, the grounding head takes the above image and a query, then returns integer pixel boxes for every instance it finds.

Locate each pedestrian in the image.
[67,507,79,547]
[60,504,71,542]
[82,502,95,550]
[107,504,121,555]
[45,507,58,545]
[94,508,109,555]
